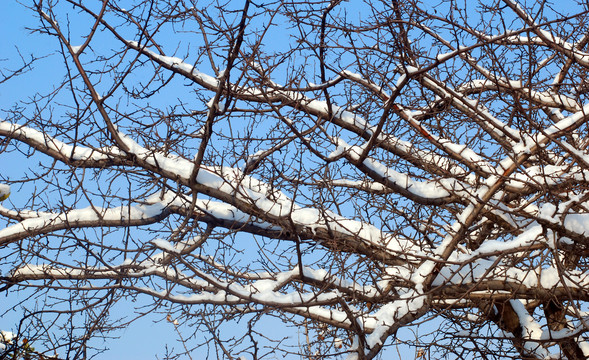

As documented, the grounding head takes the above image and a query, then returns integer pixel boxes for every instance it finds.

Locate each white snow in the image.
[0,184,9,198]
[365,289,426,347]
[328,137,454,200]
[0,330,15,350]
[341,70,391,99]
[0,121,120,162]
[579,337,589,357]
[70,45,82,54]
[151,239,178,253]
[509,299,549,358]
[126,40,219,88]
[436,50,458,62]
[457,77,581,112]
[0,203,167,246]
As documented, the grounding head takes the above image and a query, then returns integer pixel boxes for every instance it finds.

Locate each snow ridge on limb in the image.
[391,103,498,177]
[500,0,589,68]
[457,78,582,112]
[328,137,464,205]
[10,260,409,334]
[0,120,122,165]
[0,203,170,246]
[399,66,523,148]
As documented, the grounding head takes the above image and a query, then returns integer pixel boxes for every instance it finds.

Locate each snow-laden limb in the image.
[376,133,471,178]
[433,256,589,296]
[13,261,198,287]
[13,263,343,307]
[469,152,589,239]
[457,78,582,112]
[505,163,589,191]
[116,134,427,263]
[480,29,589,81]
[365,289,427,348]
[509,300,552,358]
[328,120,471,179]
[0,120,123,166]
[322,179,390,194]
[499,103,589,169]
[243,137,294,173]
[557,139,589,168]
[533,198,589,243]
[0,118,424,265]
[392,103,498,177]
[0,202,170,246]
[190,196,426,265]
[329,137,466,205]
[0,205,54,221]
[10,260,395,333]
[0,120,294,227]
[402,67,523,147]
[125,40,219,90]
[340,70,392,101]
[502,0,589,67]
[0,187,423,268]
[445,34,583,113]
[413,19,582,115]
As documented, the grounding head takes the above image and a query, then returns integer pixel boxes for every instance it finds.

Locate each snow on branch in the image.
[0,120,122,165]
[0,202,170,246]
[328,137,465,205]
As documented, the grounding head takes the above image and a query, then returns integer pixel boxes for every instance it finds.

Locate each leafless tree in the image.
[2,0,589,359]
